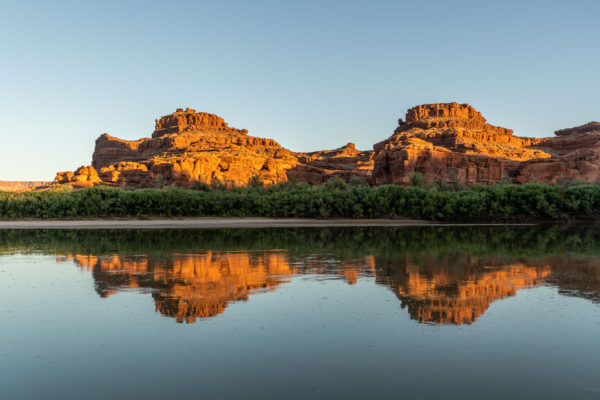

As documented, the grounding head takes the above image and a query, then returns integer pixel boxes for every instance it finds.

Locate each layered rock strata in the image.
[373,103,600,185]
[55,104,600,187]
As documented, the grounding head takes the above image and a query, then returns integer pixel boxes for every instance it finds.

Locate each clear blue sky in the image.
[1,0,599,180]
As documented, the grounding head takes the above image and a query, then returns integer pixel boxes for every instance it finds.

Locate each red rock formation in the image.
[53,104,600,187]
[86,108,300,187]
[513,122,600,184]
[290,143,374,184]
[554,121,600,137]
[55,165,102,188]
[152,108,247,138]
[373,103,550,185]
[55,108,376,188]
[374,103,600,185]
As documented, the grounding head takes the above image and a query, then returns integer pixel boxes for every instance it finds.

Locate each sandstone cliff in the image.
[54,104,600,187]
[373,103,600,185]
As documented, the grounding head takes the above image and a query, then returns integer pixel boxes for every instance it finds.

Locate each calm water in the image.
[1,226,599,399]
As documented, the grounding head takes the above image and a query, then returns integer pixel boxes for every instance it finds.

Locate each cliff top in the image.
[395,102,513,137]
[404,102,484,124]
[152,108,248,138]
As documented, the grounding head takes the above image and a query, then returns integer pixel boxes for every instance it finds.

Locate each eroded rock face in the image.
[291,143,374,184]
[55,108,376,188]
[84,108,299,187]
[373,103,600,185]
[54,104,600,188]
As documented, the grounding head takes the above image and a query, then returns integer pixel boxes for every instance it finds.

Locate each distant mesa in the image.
[52,103,600,188]
[0,181,51,192]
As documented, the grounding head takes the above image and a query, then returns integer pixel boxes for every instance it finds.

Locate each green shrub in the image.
[409,172,425,187]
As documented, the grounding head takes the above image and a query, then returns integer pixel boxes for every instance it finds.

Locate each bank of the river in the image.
[0,217,540,229]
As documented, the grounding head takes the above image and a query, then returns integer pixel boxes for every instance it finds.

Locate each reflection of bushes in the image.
[2,225,600,260]
[2,182,600,221]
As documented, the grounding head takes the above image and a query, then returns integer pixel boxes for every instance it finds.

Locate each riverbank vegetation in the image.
[1,179,600,221]
[3,225,600,259]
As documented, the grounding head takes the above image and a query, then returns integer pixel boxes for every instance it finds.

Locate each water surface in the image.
[1,227,599,399]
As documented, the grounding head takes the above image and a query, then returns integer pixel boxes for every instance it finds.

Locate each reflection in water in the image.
[57,250,587,325]
[376,256,551,324]
[58,252,375,323]
[60,252,295,323]
[3,226,600,325]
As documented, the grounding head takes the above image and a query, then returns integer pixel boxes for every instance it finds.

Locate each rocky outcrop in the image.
[55,108,377,188]
[554,121,600,137]
[54,104,600,188]
[290,143,374,184]
[152,108,247,138]
[85,108,300,187]
[373,103,600,185]
[55,165,102,188]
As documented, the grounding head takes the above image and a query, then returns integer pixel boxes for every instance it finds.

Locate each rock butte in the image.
[55,104,600,188]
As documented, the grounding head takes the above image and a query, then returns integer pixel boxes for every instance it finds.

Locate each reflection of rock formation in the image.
[375,255,551,325]
[58,250,600,325]
[542,256,600,304]
[60,252,295,323]
[59,252,377,322]
[293,255,376,284]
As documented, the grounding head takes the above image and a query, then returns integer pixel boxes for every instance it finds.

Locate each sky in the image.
[1,0,599,180]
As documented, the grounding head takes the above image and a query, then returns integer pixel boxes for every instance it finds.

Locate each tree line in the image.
[1,179,600,221]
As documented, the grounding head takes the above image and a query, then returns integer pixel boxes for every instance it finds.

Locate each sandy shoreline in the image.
[0,217,537,229]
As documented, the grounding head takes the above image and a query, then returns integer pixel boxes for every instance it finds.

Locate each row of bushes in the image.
[1,181,600,221]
